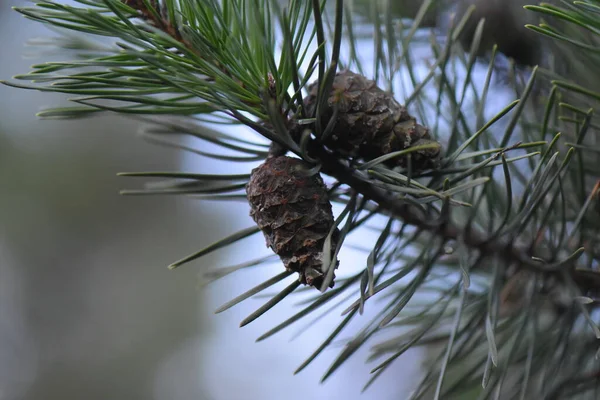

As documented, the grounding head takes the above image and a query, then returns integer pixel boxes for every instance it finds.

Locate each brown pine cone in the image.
[301,70,441,168]
[246,156,339,289]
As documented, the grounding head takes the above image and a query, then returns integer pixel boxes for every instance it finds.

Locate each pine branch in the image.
[316,144,527,258]
[121,0,245,86]
[313,130,597,291]
[6,0,600,398]
[123,0,183,42]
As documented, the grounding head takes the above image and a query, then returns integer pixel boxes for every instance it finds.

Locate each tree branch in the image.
[316,149,527,261]
[315,145,600,289]
[122,0,239,84]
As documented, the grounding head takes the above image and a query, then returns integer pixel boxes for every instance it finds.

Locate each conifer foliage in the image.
[4,0,600,398]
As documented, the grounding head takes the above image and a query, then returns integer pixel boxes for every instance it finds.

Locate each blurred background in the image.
[0,1,426,399]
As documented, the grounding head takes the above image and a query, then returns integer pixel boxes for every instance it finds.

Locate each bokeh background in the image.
[0,1,424,399]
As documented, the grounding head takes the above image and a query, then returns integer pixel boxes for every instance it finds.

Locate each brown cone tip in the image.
[246,156,339,289]
[302,70,441,169]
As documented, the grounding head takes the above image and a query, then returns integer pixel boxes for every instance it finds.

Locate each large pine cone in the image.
[246,156,339,289]
[301,70,441,169]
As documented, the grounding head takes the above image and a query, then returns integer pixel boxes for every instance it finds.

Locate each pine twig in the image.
[313,144,597,289]
[123,0,185,43]
[122,0,240,85]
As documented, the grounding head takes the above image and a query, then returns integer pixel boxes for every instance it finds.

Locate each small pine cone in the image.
[302,70,441,168]
[246,156,339,289]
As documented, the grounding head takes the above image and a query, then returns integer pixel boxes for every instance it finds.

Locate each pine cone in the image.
[246,156,339,289]
[301,70,441,168]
